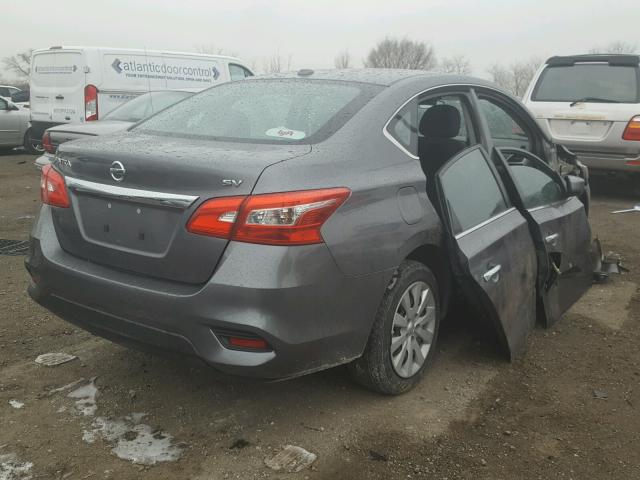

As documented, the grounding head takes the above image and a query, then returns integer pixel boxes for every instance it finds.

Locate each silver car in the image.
[524,54,640,177]
[0,97,30,152]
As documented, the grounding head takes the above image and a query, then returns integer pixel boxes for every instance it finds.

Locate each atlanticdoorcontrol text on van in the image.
[27,46,253,152]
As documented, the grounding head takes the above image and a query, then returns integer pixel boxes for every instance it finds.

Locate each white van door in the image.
[31,49,87,124]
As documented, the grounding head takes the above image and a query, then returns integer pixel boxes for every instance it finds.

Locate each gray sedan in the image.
[35,90,193,169]
[26,70,593,394]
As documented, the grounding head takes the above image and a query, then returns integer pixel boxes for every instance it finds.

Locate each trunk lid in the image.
[529,102,640,154]
[52,131,311,283]
[48,120,131,149]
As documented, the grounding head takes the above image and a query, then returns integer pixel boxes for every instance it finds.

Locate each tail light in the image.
[40,164,70,208]
[84,84,98,121]
[622,115,640,141]
[42,131,54,154]
[186,188,350,245]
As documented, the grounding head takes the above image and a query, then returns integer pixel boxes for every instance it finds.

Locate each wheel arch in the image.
[405,243,453,319]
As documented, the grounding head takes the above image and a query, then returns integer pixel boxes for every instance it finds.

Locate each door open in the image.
[435,146,538,358]
[492,147,593,326]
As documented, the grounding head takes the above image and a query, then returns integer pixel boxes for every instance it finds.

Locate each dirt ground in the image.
[1,150,638,480]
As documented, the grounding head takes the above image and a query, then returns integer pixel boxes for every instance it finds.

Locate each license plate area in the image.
[75,193,181,255]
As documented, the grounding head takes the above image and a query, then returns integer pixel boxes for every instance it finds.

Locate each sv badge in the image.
[222,179,243,187]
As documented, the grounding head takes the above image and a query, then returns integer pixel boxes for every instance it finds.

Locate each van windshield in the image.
[532,64,640,103]
[104,91,192,122]
[134,79,382,144]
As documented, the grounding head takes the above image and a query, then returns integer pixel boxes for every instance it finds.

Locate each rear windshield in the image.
[135,79,382,144]
[104,91,192,122]
[532,64,640,103]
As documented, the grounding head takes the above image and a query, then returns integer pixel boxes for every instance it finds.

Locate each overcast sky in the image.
[3,0,638,80]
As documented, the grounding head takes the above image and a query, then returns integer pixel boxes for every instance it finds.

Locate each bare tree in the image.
[589,41,637,54]
[364,37,437,70]
[263,52,293,74]
[334,50,352,69]
[195,44,238,57]
[3,49,33,81]
[439,55,472,75]
[488,57,542,97]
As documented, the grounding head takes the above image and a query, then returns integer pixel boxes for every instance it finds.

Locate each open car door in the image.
[435,146,539,358]
[492,148,593,326]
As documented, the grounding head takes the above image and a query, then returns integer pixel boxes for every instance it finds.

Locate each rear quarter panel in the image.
[253,85,444,278]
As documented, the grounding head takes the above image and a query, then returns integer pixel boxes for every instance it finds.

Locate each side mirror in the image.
[565,175,585,197]
[557,144,577,162]
[6,101,19,111]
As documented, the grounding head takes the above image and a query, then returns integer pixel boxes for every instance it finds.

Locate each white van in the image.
[28,46,253,151]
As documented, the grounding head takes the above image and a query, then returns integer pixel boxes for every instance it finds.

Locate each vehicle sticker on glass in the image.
[265,127,306,140]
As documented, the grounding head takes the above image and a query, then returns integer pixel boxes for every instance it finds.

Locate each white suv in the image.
[524,55,640,177]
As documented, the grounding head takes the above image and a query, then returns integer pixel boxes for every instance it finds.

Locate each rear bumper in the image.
[578,153,640,173]
[26,206,388,380]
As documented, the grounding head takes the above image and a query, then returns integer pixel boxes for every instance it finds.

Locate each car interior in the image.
[416,95,476,200]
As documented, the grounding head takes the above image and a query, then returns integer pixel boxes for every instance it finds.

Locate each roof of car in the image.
[253,68,445,86]
[546,54,639,66]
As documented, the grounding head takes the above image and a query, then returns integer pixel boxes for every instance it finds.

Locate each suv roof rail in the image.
[546,54,640,67]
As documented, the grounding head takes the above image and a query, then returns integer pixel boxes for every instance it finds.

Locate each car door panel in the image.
[528,197,592,324]
[454,208,538,356]
[493,148,593,327]
[0,101,21,145]
[436,146,539,358]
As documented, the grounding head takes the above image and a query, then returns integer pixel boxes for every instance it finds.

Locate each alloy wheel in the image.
[390,281,437,378]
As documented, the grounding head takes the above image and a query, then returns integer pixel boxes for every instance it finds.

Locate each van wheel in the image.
[348,260,440,395]
[24,129,44,155]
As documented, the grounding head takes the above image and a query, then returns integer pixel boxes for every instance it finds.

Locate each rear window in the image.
[104,91,192,122]
[135,79,382,144]
[31,52,84,88]
[532,64,639,103]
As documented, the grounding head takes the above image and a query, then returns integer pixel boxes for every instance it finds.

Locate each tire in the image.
[348,260,441,395]
[23,128,44,155]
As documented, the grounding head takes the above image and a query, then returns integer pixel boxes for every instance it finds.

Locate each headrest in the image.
[419,104,461,138]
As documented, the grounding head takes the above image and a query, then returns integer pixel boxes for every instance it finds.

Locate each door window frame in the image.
[493,147,569,213]
[228,63,254,81]
[436,144,515,239]
[384,86,482,159]
[470,88,549,160]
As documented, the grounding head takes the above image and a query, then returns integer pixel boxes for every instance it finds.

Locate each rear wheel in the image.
[348,260,440,394]
[23,128,44,155]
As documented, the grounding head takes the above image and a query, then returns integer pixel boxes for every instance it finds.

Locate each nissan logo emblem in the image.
[109,161,126,182]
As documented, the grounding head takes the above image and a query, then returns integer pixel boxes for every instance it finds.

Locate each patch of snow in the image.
[8,401,24,410]
[67,379,98,416]
[34,353,76,367]
[265,445,317,473]
[83,414,182,465]
[0,453,33,480]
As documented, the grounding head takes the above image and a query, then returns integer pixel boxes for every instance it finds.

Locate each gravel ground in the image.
[0,150,638,479]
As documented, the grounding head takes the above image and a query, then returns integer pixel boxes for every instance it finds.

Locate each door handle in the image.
[55,95,64,100]
[545,233,559,246]
[483,264,502,283]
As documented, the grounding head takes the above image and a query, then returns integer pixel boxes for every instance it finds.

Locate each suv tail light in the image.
[84,84,98,121]
[187,188,350,245]
[40,164,70,208]
[622,115,640,141]
[42,131,54,154]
